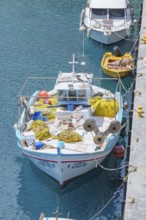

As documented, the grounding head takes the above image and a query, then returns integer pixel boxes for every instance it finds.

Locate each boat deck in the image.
[23,115,114,154]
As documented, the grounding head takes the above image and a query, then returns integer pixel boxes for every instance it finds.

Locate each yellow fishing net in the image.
[90,96,119,118]
[34,97,58,120]
[56,130,83,143]
[29,120,51,140]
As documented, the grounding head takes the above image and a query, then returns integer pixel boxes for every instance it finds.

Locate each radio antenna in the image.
[81,31,86,73]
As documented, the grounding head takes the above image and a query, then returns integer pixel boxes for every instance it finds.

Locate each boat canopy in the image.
[89,0,128,9]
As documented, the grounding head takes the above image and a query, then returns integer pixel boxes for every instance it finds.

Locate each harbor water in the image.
[0,0,143,219]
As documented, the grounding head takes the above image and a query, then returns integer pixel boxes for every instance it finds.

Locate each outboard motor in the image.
[113,46,122,56]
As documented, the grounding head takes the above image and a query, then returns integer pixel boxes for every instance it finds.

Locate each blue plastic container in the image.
[32,112,43,121]
[67,104,74,111]
[35,142,44,150]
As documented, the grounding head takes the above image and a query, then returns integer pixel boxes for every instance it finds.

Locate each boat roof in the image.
[54,72,92,90]
[55,82,90,90]
[89,0,128,9]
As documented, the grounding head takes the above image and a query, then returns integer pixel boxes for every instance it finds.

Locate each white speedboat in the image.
[14,55,123,187]
[80,0,135,45]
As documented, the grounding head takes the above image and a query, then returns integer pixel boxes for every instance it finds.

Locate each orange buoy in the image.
[39,90,48,98]
[113,143,125,158]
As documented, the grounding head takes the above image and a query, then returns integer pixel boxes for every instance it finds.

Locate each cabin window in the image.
[58,90,67,101]
[109,9,125,19]
[78,90,87,100]
[92,9,107,19]
[68,89,77,101]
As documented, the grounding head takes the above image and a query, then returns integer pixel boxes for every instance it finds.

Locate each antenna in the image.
[67,212,70,218]
[69,54,78,73]
[82,30,85,58]
[81,31,86,73]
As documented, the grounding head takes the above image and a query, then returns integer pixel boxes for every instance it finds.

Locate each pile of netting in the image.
[29,120,52,140]
[34,97,58,120]
[56,130,83,143]
[90,96,119,118]
[28,120,83,142]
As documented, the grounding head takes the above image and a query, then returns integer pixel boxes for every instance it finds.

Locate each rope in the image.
[118,65,146,98]
[95,161,133,171]
[89,165,137,219]
[129,32,140,54]
[114,31,137,42]
[113,29,139,43]
[117,72,131,93]
[123,80,136,98]
[89,181,124,220]
[88,146,134,172]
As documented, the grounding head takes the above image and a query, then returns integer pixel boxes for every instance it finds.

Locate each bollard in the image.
[137,105,143,117]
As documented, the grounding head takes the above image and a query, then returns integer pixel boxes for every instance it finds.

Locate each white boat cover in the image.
[89,0,128,9]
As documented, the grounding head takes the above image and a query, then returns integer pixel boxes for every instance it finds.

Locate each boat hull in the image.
[87,28,130,45]
[21,132,120,186]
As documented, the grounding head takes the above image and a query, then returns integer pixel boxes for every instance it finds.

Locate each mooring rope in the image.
[88,165,137,219]
[95,161,133,171]
[89,181,124,220]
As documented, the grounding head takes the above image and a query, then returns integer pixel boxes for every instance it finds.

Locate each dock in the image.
[123,0,146,219]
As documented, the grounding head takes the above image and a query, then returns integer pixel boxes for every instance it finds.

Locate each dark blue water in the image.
[0,0,142,219]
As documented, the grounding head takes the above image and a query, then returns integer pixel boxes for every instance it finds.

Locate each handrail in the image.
[17,76,121,98]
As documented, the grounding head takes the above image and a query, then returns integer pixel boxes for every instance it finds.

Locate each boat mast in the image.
[69,54,78,73]
[52,207,62,220]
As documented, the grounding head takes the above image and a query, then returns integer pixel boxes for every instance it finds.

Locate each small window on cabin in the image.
[78,90,87,100]
[92,9,107,19]
[109,9,125,19]
[58,90,67,101]
[68,89,77,101]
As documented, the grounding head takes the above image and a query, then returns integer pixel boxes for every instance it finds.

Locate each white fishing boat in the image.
[14,54,123,187]
[80,0,135,45]
[39,216,74,220]
[39,208,74,220]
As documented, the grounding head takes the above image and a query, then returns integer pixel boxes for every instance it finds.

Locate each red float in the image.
[113,143,125,158]
[38,90,48,98]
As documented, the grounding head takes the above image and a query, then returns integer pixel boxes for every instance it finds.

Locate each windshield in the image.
[78,90,87,101]
[91,8,125,20]
[68,89,77,101]
[58,89,87,102]
[92,9,107,19]
[58,90,67,101]
[109,9,125,19]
